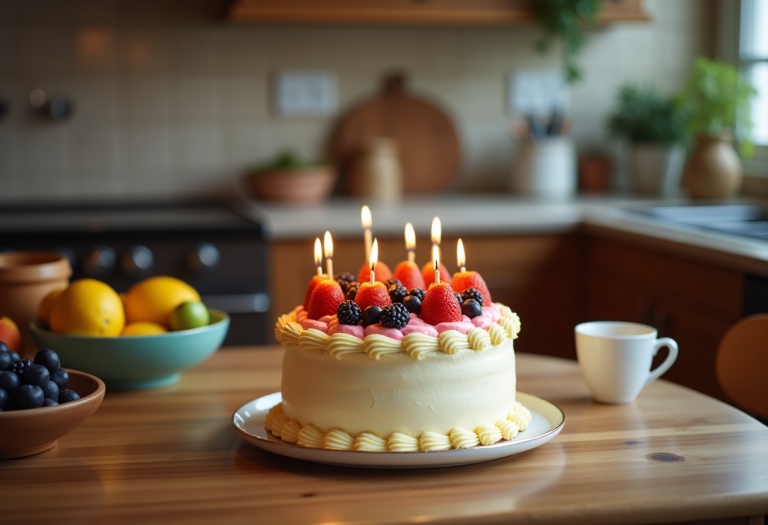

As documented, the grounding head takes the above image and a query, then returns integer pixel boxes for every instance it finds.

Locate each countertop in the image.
[4,348,767,525]
[239,195,768,276]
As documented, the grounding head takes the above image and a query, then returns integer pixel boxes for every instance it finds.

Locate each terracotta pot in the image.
[578,156,612,193]
[0,252,71,357]
[682,135,743,198]
[244,167,336,203]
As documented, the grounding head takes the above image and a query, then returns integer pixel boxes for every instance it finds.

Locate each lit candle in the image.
[432,244,440,285]
[457,238,466,273]
[323,231,334,279]
[431,216,441,247]
[362,205,372,263]
[314,238,322,277]
[405,222,416,264]
[370,238,379,285]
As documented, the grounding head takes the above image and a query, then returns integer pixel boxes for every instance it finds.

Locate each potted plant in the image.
[677,58,757,198]
[244,151,336,203]
[607,85,688,195]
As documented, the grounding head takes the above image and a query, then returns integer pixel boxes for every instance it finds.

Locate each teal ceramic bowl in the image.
[30,309,229,390]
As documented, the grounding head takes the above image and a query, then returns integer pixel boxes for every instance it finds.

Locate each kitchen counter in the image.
[3,348,767,525]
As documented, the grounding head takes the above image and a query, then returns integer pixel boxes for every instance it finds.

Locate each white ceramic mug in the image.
[575,321,679,404]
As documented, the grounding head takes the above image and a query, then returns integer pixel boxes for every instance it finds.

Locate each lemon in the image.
[169,301,210,331]
[122,321,168,336]
[49,279,125,337]
[124,276,200,328]
[38,287,66,326]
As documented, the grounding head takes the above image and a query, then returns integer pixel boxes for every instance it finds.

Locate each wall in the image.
[0,0,712,202]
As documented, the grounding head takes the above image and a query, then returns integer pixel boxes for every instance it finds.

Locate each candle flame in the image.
[323,231,333,259]
[432,244,440,271]
[431,217,442,245]
[370,238,379,270]
[361,205,372,229]
[405,223,416,251]
[314,238,322,266]
[457,238,465,269]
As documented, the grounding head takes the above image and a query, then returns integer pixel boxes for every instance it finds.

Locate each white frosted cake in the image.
[268,301,531,452]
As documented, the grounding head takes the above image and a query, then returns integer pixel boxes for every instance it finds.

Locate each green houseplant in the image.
[532,0,602,83]
[607,85,688,195]
[677,57,757,198]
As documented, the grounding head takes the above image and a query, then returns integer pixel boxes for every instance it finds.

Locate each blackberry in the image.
[361,306,382,327]
[10,359,33,378]
[454,292,463,306]
[337,301,362,325]
[337,279,350,294]
[345,284,360,301]
[462,299,483,319]
[408,288,426,302]
[402,295,421,315]
[380,303,410,329]
[461,287,484,307]
[384,279,402,288]
[335,272,356,284]
[388,284,408,304]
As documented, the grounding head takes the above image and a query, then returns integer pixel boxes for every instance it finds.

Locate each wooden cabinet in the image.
[584,237,744,401]
[229,0,649,25]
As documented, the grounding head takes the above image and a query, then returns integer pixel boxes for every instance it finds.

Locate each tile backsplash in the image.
[0,0,712,202]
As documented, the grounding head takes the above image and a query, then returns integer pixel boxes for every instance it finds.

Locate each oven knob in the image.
[82,245,116,277]
[121,245,154,276]
[188,243,220,272]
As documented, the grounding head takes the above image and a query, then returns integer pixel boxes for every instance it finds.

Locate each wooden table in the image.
[3,348,768,525]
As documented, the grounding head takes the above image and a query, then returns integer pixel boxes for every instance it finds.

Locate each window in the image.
[740,0,768,163]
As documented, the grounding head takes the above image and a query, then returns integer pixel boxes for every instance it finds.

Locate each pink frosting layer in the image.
[435,321,475,335]
[470,314,493,329]
[364,324,404,341]
[300,318,328,333]
[329,323,365,339]
[483,305,501,323]
[401,323,439,337]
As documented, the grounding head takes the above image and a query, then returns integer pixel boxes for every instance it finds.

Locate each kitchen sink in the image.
[635,204,768,241]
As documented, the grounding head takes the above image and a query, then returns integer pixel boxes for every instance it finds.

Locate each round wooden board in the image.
[329,74,461,194]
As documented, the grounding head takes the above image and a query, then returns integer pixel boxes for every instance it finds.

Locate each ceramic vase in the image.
[682,135,742,198]
[350,138,403,202]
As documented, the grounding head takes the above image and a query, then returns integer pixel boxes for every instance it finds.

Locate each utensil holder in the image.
[511,138,576,198]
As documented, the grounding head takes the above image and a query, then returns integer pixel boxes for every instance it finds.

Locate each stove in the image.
[0,201,269,346]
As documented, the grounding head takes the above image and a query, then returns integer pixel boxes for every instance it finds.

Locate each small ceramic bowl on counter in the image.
[0,369,105,459]
[30,309,230,390]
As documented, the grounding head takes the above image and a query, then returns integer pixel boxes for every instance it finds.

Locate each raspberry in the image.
[336,301,361,325]
[461,287,484,307]
[380,303,410,329]
[393,261,426,292]
[355,282,392,312]
[452,271,492,306]
[421,282,462,325]
[388,284,408,303]
[307,280,345,320]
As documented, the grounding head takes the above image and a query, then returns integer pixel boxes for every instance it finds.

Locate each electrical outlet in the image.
[509,69,568,116]
[273,70,337,117]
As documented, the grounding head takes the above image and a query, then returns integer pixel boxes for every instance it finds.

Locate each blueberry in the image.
[0,341,8,354]
[408,288,426,302]
[0,370,20,394]
[34,349,60,374]
[22,363,50,388]
[361,305,382,327]
[454,292,463,305]
[388,284,408,304]
[461,299,483,319]
[51,368,69,390]
[58,389,81,404]
[16,384,44,409]
[8,350,20,363]
[0,349,11,371]
[402,295,422,315]
[42,398,59,407]
[42,380,59,401]
[0,387,9,410]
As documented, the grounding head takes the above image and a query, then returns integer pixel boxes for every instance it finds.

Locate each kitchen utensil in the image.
[233,391,565,469]
[329,73,460,194]
[30,309,230,390]
[0,369,105,459]
[575,321,678,404]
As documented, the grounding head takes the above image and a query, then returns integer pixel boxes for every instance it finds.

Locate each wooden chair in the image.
[716,314,768,419]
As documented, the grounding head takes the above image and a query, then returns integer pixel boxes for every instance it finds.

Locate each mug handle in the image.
[645,337,679,387]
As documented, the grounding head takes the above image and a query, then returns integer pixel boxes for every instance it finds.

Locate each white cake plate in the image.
[232,392,565,469]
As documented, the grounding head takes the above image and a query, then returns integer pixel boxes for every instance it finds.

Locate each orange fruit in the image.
[49,279,125,337]
[38,287,66,326]
[124,276,200,328]
[122,321,168,336]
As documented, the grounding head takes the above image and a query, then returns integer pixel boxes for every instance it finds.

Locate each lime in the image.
[169,301,210,331]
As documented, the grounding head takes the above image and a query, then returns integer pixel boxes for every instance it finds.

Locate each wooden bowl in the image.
[0,370,105,459]
[244,167,336,203]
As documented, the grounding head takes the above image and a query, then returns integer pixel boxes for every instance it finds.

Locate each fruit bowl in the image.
[0,369,105,459]
[30,309,229,390]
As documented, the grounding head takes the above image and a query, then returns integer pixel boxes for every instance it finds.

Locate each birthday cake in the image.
[268,229,530,452]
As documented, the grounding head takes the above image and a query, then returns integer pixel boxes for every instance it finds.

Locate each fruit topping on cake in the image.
[354,282,392,312]
[402,294,421,314]
[420,282,463,325]
[452,272,492,306]
[393,261,425,291]
[380,303,410,329]
[336,300,362,326]
[461,299,483,319]
[361,305,383,327]
[357,261,392,284]
[461,287,484,307]
[421,261,452,287]
[307,280,345,320]
[387,284,408,304]
[302,274,327,310]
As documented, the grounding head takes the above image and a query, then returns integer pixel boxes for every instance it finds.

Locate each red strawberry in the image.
[421,261,452,287]
[393,261,426,292]
[302,274,326,310]
[451,271,492,306]
[354,282,392,312]
[307,280,344,320]
[357,261,392,284]
[421,282,462,325]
